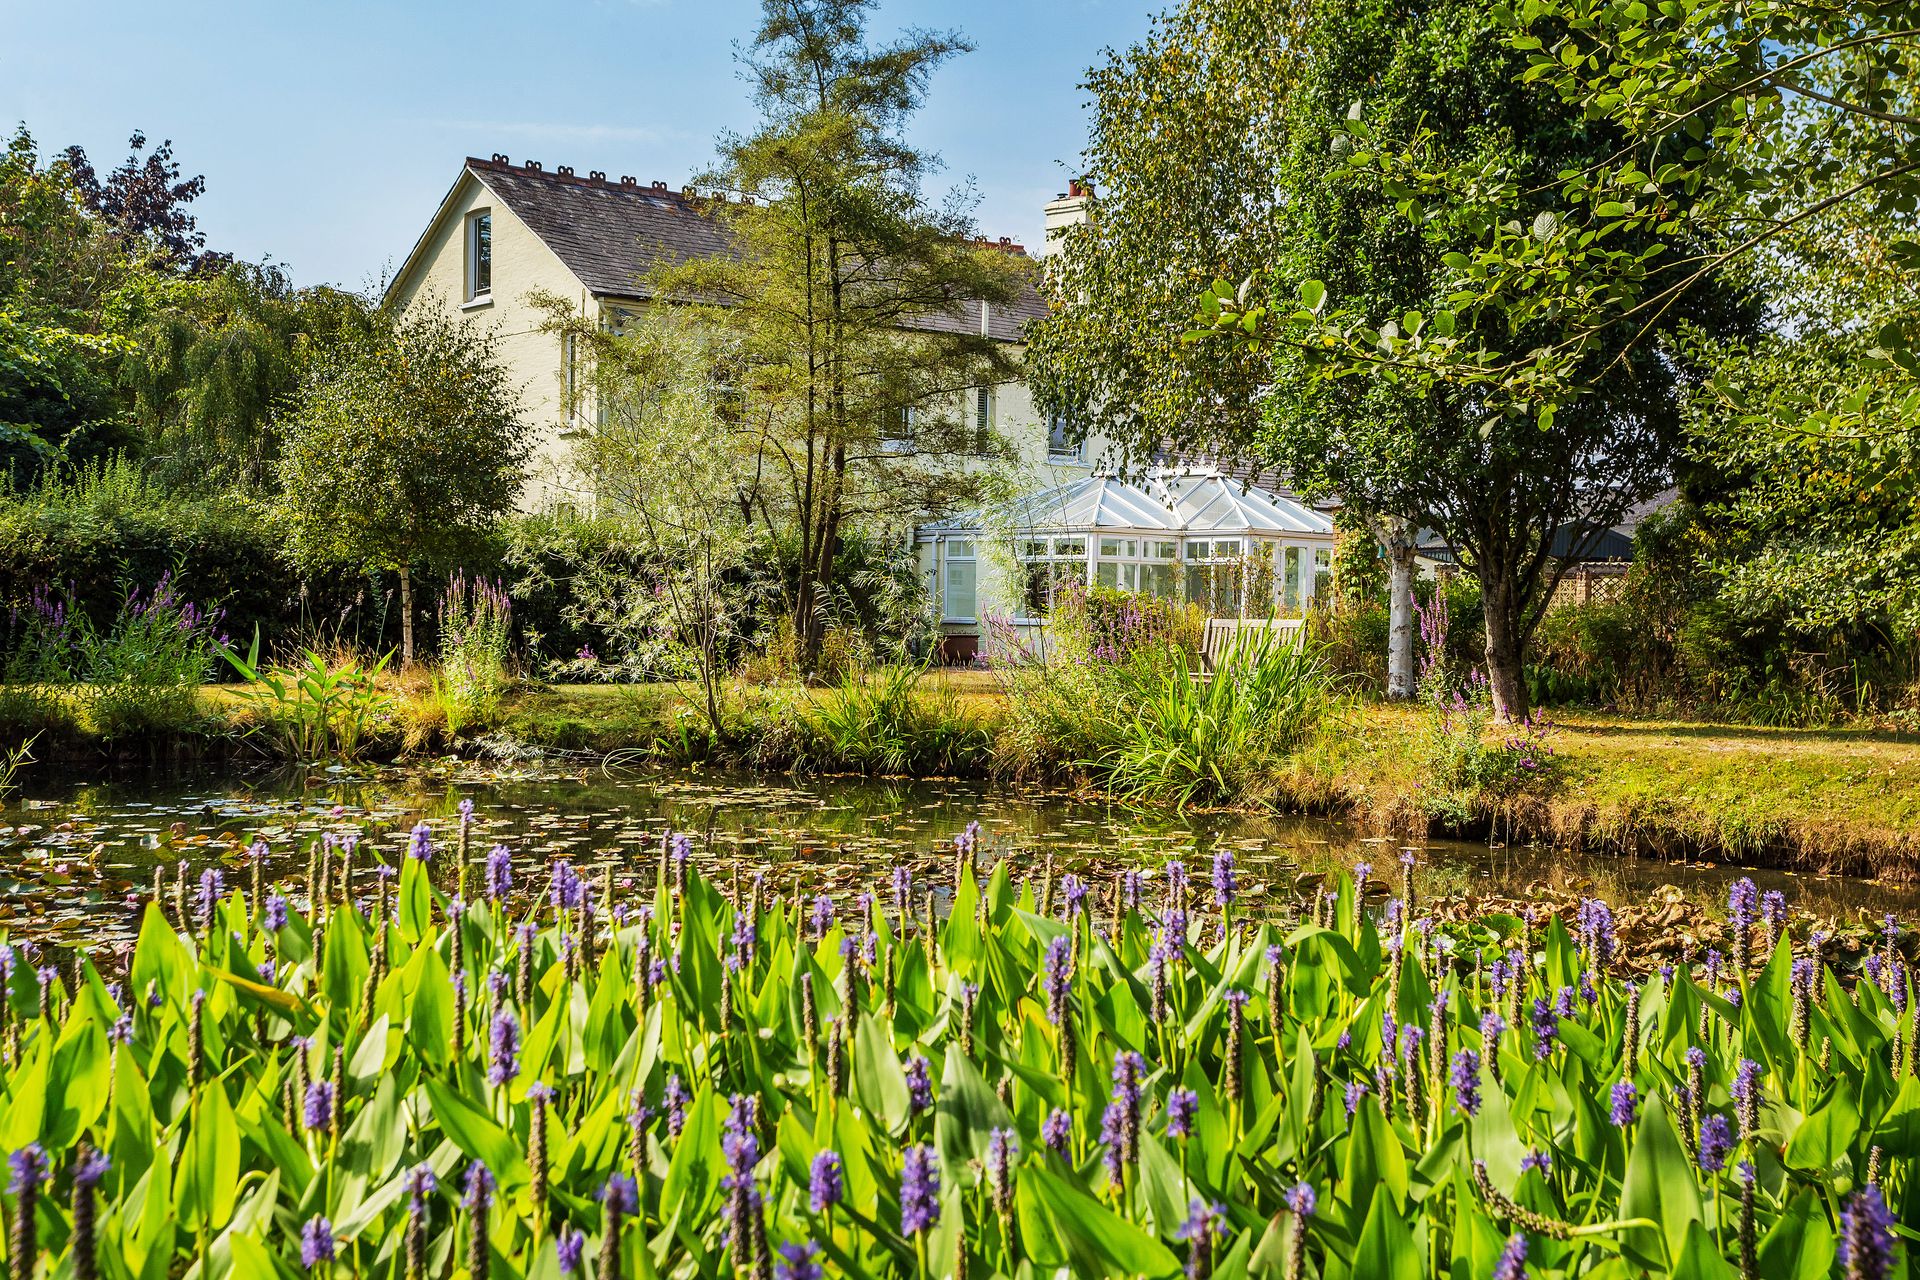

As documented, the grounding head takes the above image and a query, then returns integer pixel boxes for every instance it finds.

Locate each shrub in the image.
[1416,672,1563,824]
[797,661,992,775]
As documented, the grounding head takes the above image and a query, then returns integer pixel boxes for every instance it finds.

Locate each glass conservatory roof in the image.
[923,469,1334,539]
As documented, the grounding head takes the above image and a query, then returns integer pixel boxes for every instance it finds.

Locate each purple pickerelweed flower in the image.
[808,1151,843,1213]
[1122,870,1144,911]
[73,1149,110,1188]
[1058,873,1086,919]
[407,1163,438,1199]
[1345,1080,1368,1117]
[1698,1114,1733,1172]
[462,1161,494,1209]
[1353,862,1373,892]
[602,1173,640,1216]
[663,1073,690,1139]
[890,864,913,917]
[905,1056,934,1115]
[1732,1058,1763,1135]
[955,821,980,860]
[488,1009,519,1087]
[1211,850,1235,910]
[301,1215,336,1267]
[303,1081,335,1132]
[195,868,226,926]
[1177,1199,1225,1279]
[774,1242,825,1280]
[485,845,512,900]
[900,1146,941,1235]
[1451,1049,1482,1116]
[1042,935,1072,1024]
[550,861,586,911]
[1493,1233,1528,1280]
[1519,1149,1552,1176]
[1166,1088,1198,1138]
[1530,998,1559,1060]
[556,1225,586,1273]
[1488,956,1513,1001]
[809,895,835,940]
[1840,1185,1897,1280]
[1481,1012,1506,1056]
[670,832,693,868]
[408,822,433,861]
[8,1144,48,1193]
[458,798,475,826]
[1575,897,1616,968]
[1728,878,1758,931]
[264,893,289,931]
[1287,1182,1316,1218]
[1609,1081,1638,1127]
[1042,1109,1071,1154]
[1552,985,1576,1020]
[1761,890,1786,933]
[721,1095,760,1190]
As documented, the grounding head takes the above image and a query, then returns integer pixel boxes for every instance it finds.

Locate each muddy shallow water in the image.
[4,759,1916,956]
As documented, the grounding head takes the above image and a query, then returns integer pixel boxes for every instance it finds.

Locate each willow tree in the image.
[653,0,1030,669]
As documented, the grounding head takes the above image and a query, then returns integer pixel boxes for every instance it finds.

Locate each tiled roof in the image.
[464,155,1045,342]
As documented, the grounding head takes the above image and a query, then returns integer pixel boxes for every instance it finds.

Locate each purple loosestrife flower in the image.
[264,893,288,930]
[556,1226,586,1274]
[301,1216,336,1267]
[1166,1088,1198,1138]
[1698,1114,1734,1172]
[808,1151,843,1213]
[1451,1049,1482,1116]
[774,1242,824,1280]
[1609,1081,1638,1127]
[485,845,512,900]
[1211,850,1235,910]
[1840,1185,1897,1280]
[900,1146,940,1235]
[905,1056,934,1115]
[303,1081,335,1132]
[488,1009,520,1086]
[1493,1233,1528,1280]
[408,822,433,861]
[1042,1109,1071,1154]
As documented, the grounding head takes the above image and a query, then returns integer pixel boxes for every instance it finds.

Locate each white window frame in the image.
[464,210,492,304]
[1047,410,1083,463]
[941,538,978,623]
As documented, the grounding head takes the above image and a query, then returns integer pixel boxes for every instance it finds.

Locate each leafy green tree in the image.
[1191,0,1750,718]
[274,307,530,665]
[654,0,1030,669]
[538,298,773,736]
[1023,0,1301,467]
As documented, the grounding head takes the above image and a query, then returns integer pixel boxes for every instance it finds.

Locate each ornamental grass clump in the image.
[0,815,1906,1276]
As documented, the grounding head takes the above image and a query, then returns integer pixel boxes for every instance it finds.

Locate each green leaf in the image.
[1352,1182,1421,1280]
[1619,1092,1701,1270]
[854,1011,911,1133]
[1025,1165,1181,1277]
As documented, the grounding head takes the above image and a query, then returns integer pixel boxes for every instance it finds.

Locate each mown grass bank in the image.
[11,671,1920,876]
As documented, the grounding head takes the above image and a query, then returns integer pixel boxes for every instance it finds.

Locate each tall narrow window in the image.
[974,387,992,452]
[943,540,977,621]
[466,211,492,301]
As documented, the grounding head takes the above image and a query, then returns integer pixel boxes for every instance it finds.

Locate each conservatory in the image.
[915,469,1338,660]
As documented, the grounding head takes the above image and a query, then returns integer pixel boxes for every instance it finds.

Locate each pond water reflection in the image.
[3,759,1913,956]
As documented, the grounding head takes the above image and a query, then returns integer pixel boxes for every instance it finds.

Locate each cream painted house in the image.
[385,154,1109,510]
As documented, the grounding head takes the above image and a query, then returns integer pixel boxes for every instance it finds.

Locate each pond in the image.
[2,759,1913,958]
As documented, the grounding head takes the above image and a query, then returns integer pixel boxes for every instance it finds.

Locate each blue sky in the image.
[2,0,1156,292]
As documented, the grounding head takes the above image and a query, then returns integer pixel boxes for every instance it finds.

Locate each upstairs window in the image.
[1048,409,1083,462]
[883,404,916,452]
[465,211,492,301]
[973,387,993,452]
